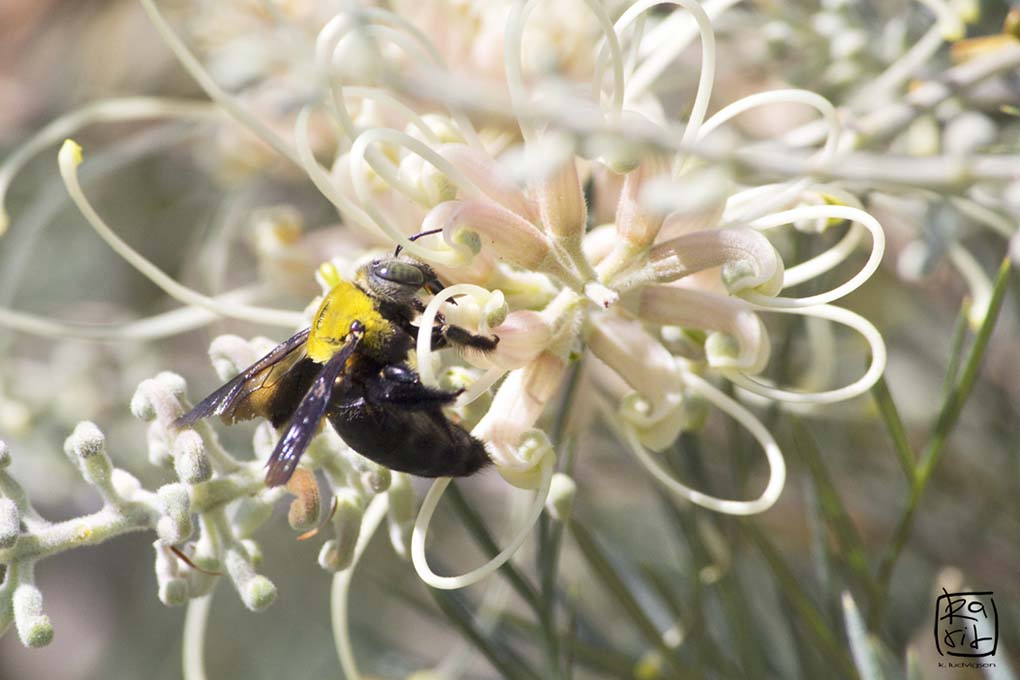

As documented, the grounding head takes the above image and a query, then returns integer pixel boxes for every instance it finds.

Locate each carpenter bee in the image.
[174,255,498,486]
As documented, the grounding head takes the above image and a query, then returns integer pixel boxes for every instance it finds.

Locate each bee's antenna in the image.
[394,227,444,257]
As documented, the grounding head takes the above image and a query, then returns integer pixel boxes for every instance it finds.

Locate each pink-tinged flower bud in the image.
[615,154,672,248]
[481,311,553,370]
[631,285,771,374]
[473,352,566,470]
[587,312,683,420]
[422,200,581,286]
[430,249,498,287]
[587,312,686,450]
[533,157,587,240]
[649,228,785,296]
[439,144,538,222]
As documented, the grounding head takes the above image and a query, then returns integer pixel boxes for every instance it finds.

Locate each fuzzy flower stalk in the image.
[0,0,896,676]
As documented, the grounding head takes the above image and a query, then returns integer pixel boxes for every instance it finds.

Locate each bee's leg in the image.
[430,323,499,352]
[368,364,463,409]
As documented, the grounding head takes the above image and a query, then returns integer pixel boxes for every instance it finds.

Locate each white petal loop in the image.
[742,205,886,308]
[410,452,556,590]
[621,371,786,516]
[723,304,887,404]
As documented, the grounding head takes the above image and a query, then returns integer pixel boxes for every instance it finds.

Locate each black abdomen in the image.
[327,366,491,477]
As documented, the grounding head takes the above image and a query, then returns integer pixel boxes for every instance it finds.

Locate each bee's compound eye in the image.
[374,261,425,286]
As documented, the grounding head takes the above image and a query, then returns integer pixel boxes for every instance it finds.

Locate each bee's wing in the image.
[175,328,311,429]
[264,327,364,487]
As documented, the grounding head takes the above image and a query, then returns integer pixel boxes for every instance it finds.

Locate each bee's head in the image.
[357,256,445,305]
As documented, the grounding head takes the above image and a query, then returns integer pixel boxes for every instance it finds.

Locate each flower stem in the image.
[869,257,1012,627]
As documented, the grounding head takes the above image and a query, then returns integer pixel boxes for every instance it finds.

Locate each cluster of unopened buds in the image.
[0,0,893,674]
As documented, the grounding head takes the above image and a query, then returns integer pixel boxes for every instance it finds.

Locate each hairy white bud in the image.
[173,430,211,485]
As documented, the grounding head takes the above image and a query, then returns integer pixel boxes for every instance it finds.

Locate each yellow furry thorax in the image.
[307,279,393,363]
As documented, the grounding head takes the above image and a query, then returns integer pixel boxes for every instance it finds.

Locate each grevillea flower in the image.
[0,0,891,675]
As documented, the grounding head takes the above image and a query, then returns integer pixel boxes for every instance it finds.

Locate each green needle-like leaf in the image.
[870,377,916,483]
[446,482,542,611]
[744,523,858,678]
[872,258,1012,626]
[429,587,543,680]
[792,419,879,603]
[569,519,691,678]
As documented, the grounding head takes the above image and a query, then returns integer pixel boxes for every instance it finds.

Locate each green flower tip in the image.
[449,227,481,255]
[704,331,740,364]
[21,616,54,648]
[242,575,277,612]
[158,579,190,608]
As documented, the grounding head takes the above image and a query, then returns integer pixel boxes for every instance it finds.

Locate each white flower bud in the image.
[156,484,193,545]
[131,377,185,425]
[209,335,258,381]
[173,430,212,485]
[155,372,187,399]
[242,575,277,612]
[0,498,20,549]
[13,582,52,647]
[64,421,105,460]
[224,547,276,612]
[65,422,114,488]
